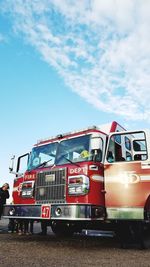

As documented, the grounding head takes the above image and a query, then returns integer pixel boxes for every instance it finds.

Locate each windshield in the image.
[27,142,58,170]
[55,135,91,165]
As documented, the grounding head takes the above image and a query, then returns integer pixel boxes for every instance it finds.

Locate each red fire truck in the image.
[3,121,150,247]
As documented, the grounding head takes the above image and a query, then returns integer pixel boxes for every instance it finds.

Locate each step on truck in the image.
[3,121,150,247]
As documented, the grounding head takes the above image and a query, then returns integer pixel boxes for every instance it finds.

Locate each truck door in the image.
[104,130,150,220]
[12,153,29,204]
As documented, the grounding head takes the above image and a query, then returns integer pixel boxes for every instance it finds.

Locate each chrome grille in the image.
[35,168,66,204]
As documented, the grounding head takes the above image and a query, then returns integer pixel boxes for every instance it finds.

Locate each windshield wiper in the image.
[29,159,52,171]
[62,156,80,167]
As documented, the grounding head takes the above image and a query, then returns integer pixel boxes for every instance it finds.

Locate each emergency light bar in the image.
[36,126,99,145]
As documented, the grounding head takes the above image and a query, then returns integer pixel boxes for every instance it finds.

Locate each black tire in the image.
[51,222,75,238]
[136,222,150,249]
[115,222,135,249]
[115,221,150,249]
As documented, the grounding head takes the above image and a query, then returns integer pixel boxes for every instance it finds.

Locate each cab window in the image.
[107,131,148,163]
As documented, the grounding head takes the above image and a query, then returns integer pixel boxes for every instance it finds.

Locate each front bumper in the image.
[3,204,105,221]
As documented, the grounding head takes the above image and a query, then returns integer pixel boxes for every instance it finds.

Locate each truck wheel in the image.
[51,222,75,238]
[115,222,134,249]
[116,221,150,249]
[135,222,150,249]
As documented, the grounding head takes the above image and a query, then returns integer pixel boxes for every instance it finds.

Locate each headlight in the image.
[9,208,15,216]
[68,175,89,195]
[21,181,34,198]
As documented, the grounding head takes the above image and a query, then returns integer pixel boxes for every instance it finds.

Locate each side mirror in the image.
[90,133,103,162]
[9,155,15,173]
[91,133,102,150]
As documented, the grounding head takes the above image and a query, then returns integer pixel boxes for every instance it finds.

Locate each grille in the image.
[35,168,66,204]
